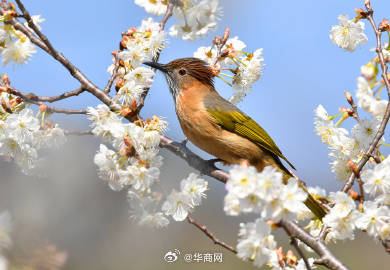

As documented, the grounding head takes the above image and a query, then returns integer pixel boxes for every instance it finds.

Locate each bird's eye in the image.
[178,69,187,76]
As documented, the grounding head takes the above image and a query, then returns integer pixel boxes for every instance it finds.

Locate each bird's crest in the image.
[165,57,215,88]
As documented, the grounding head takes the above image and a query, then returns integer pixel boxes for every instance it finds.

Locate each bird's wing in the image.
[204,92,295,170]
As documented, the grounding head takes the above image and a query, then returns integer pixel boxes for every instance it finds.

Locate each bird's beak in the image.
[143,61,168,73]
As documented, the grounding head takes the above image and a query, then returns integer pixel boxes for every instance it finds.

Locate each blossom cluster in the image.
[107,18,165,107]
[0,92,67,175]
[194,37,264,104]
[0,12,44,66]
[310,13,390,245]
[162,173,208,221]
[317,191,390,243]
[89,105,208,227]
[314,103,383,182]
[224,165,310,268]
[134,0,222,41]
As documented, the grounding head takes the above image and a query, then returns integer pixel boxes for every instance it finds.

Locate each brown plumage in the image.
[144,57,326,219]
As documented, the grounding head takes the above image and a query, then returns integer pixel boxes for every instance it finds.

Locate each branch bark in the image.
[187,214,237,254]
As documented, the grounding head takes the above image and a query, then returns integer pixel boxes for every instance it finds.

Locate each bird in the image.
[144,57,326,219]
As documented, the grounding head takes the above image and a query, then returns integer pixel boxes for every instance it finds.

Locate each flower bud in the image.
[120,106,132,117]
[354,8,369,19]
[361,61,377,80]
[344,91,354,105]
[39,104,48,112]
[286,250,297,265]
[348,189,360,201]
[2,74,10,84]
[1,98,12,113]
[347,160,360,177]
[276,247,285,267]
[379,19,390,32]
[115,78,125,92]
[111,50,118,58]
[3,9,16,21]
[222,27,230,44]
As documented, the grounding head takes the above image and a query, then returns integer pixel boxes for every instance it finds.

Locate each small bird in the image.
[144,57,325,218]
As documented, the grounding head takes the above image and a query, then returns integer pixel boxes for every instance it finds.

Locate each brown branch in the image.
[289,237,312,270]
[27,87,85,103]
[104,53,120,94]
[187,214,237,254]
[279,220,349,270]
[6,86,87,114]
[159,135,229,183]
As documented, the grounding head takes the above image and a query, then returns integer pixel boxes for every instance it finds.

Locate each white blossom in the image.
[237,219,276,268]
[94,144,123,191]
[323,192,358,241]
[169,0,221,41]
[230,49,264,104]
[351,118,382,151]
[1,39,36,66]
[134,0,167,16]
[162,191,192,221]
[361,157,390,196]
[329,14,368,52]
[180,173,208,206]
[128,191,169,228]
[23,15,45,31]
[356,201,390,240]
[226,165,259,198]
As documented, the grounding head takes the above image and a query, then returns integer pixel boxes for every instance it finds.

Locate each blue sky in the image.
[3,0,390,189]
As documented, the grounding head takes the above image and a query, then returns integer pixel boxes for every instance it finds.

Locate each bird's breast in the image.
[174,88,268,167]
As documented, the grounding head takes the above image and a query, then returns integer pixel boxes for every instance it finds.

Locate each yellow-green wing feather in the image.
[204,94,295,169]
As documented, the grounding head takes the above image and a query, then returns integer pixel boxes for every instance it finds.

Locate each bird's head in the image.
[144,57,214,100]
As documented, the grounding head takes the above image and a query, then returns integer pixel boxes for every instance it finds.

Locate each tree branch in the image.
[6,86,87,114]
[289,237,312,270]
[187,214,237,254]
[26,87,85,103]
[159,135,229,184]
[279,220,349,270]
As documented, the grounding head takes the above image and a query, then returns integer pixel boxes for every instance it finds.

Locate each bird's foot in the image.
[206,158,222,167]
[181,137,188,146]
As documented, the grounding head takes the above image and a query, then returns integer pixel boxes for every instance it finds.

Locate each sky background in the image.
[1,0,390,269]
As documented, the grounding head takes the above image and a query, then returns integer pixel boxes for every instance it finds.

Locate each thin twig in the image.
[104,54,120,94]
[27,87,85,103]
[279,220,349,270]
[6,86,87,114]
[356,175,365,209]
[290,238,312,270]
[187,214,237,254]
